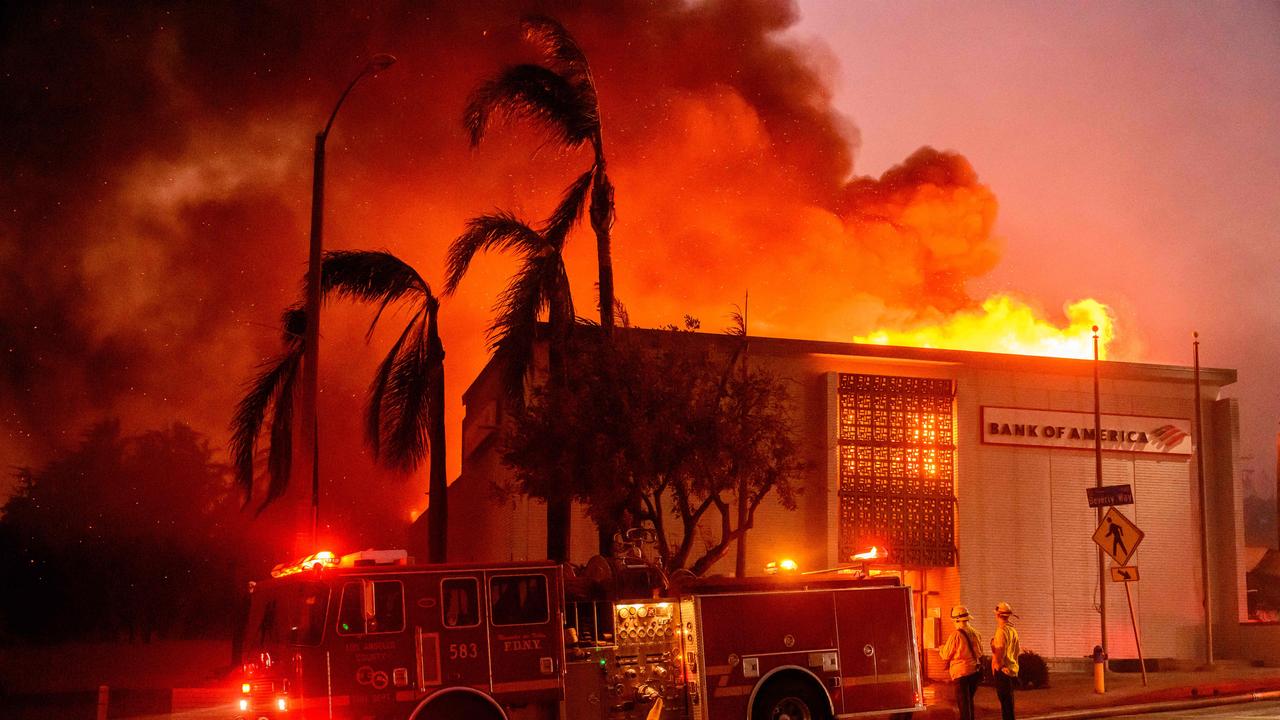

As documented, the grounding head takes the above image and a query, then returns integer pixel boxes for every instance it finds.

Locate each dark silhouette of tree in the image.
[229,306,305,511]
[465,15,617,335]
[0,421,246,641]
[502,325,804,575]
[445,210,577,562]
[321,249,448,563]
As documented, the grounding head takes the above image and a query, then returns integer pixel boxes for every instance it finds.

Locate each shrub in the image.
[1018,650,1049,689]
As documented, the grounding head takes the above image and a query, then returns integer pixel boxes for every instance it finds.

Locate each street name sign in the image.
[1092,507,1144,566]
[1110,566,1140,582]
[1086,484,1134,507]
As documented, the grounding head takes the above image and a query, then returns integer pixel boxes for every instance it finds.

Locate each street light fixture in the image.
[300,54,397,549]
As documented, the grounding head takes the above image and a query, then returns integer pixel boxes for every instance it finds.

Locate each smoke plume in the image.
[2,1,1027,544]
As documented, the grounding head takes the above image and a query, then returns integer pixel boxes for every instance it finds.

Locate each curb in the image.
[1023,689,1280,720]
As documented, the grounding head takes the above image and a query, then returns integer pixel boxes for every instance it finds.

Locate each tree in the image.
[502,325,805,575]
[321,250,449,563]
[0,421,245,641]
[229,306,306,511]
[446,210,578,561]
[465,15,617,335]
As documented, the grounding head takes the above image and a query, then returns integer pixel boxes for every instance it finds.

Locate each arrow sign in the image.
[1092,507,1144,566]
[1110,566,1140,582]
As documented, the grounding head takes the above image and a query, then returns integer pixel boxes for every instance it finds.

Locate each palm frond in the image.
[543,168,594,244]
[521,15,595,100]
[323,250,431,339]
[463,64,596,149]
[488,255,549,396]
[726,306,747,337]
[228,336,304,511]
[444,211,544,295]
[615,297,631,328]
[323,250,428,305]
[377,318,434,472]
[365,311,421,459]
[263,352,302,510]
[280,306,306,346]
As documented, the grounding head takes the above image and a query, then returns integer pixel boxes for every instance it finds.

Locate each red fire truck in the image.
[235,548,923,720]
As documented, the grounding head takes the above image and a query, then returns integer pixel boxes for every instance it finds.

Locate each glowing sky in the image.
[795,0,1280,496]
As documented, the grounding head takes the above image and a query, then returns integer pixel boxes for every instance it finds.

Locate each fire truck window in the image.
[256,598,279,647]
[490,574,549,626]
[288,581,329,646]
[337,581,364,635]
[442,578,480,628]
[369,580,405,634]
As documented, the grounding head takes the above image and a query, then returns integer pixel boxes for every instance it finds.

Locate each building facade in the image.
[444,330,1250,669]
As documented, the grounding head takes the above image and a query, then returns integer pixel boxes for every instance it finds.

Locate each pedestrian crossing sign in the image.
[1092,507,1144,566]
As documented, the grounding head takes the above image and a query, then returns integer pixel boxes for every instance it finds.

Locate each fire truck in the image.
[235,547,924,720]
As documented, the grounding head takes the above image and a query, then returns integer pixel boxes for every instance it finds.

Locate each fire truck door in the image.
[834,586,916,713]
[428,574,492,691]
[485,570,562,704]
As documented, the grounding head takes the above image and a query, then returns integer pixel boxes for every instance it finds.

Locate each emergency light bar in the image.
[270,550,339,578]
[340,549,408,567]
[269,549,410,578]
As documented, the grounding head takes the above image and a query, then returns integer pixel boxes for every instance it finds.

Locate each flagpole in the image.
[1193,332,1213,666]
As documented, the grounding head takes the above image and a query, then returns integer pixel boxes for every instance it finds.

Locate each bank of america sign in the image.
[980,406,1193,455]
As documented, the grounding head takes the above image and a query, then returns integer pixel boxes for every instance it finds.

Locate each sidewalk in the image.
[921,662,1280,720]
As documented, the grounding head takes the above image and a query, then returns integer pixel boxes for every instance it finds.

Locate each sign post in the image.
[1095,509,1148,687]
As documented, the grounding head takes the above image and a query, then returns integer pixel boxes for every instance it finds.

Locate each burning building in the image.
[444,329,1254,672]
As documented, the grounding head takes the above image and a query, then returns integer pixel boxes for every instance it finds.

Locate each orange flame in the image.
[852,546,881,561]
[855,295,1115,360]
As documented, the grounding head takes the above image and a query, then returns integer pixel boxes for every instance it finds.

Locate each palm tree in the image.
[230,306,306,513]
[321,250,449,563]
[464,15,617,336]
[445,208,576,562]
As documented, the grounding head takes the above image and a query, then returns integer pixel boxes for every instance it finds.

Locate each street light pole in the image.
[300,54,396,550]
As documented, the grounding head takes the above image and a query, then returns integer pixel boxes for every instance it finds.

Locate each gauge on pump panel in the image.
[637,605,649,618]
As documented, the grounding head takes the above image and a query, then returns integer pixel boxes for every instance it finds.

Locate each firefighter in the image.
[939,605,983,720]
[991,601,1021,720]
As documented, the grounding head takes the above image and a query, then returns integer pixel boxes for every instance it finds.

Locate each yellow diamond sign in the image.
[1092,507,1144,566]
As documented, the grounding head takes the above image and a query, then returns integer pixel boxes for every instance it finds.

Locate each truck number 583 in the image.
[449,643,479,660]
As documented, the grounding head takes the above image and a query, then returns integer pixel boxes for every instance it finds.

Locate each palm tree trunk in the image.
[426,311,448,563]
[589,155,616,336]
[545,312,572,562]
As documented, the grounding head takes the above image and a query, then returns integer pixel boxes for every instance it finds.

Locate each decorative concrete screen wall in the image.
[836,373,958,567]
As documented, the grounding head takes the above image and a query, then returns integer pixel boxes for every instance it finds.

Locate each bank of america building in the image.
[446,329,1262,673]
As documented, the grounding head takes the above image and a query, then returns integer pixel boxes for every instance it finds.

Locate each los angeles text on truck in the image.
[235,548,924,720]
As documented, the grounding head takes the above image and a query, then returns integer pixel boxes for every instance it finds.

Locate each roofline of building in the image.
[462,326,1237,401]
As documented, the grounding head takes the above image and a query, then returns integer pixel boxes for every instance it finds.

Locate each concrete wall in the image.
[446,333,1243,664]
[1238,623,1280,666]
[956,365,1210,662]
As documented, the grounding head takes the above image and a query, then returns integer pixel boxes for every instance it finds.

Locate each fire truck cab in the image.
[236,550,923,720]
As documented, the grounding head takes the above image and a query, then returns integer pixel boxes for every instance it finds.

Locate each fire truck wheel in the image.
[410,690,506,720]
[751,677,832,720]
